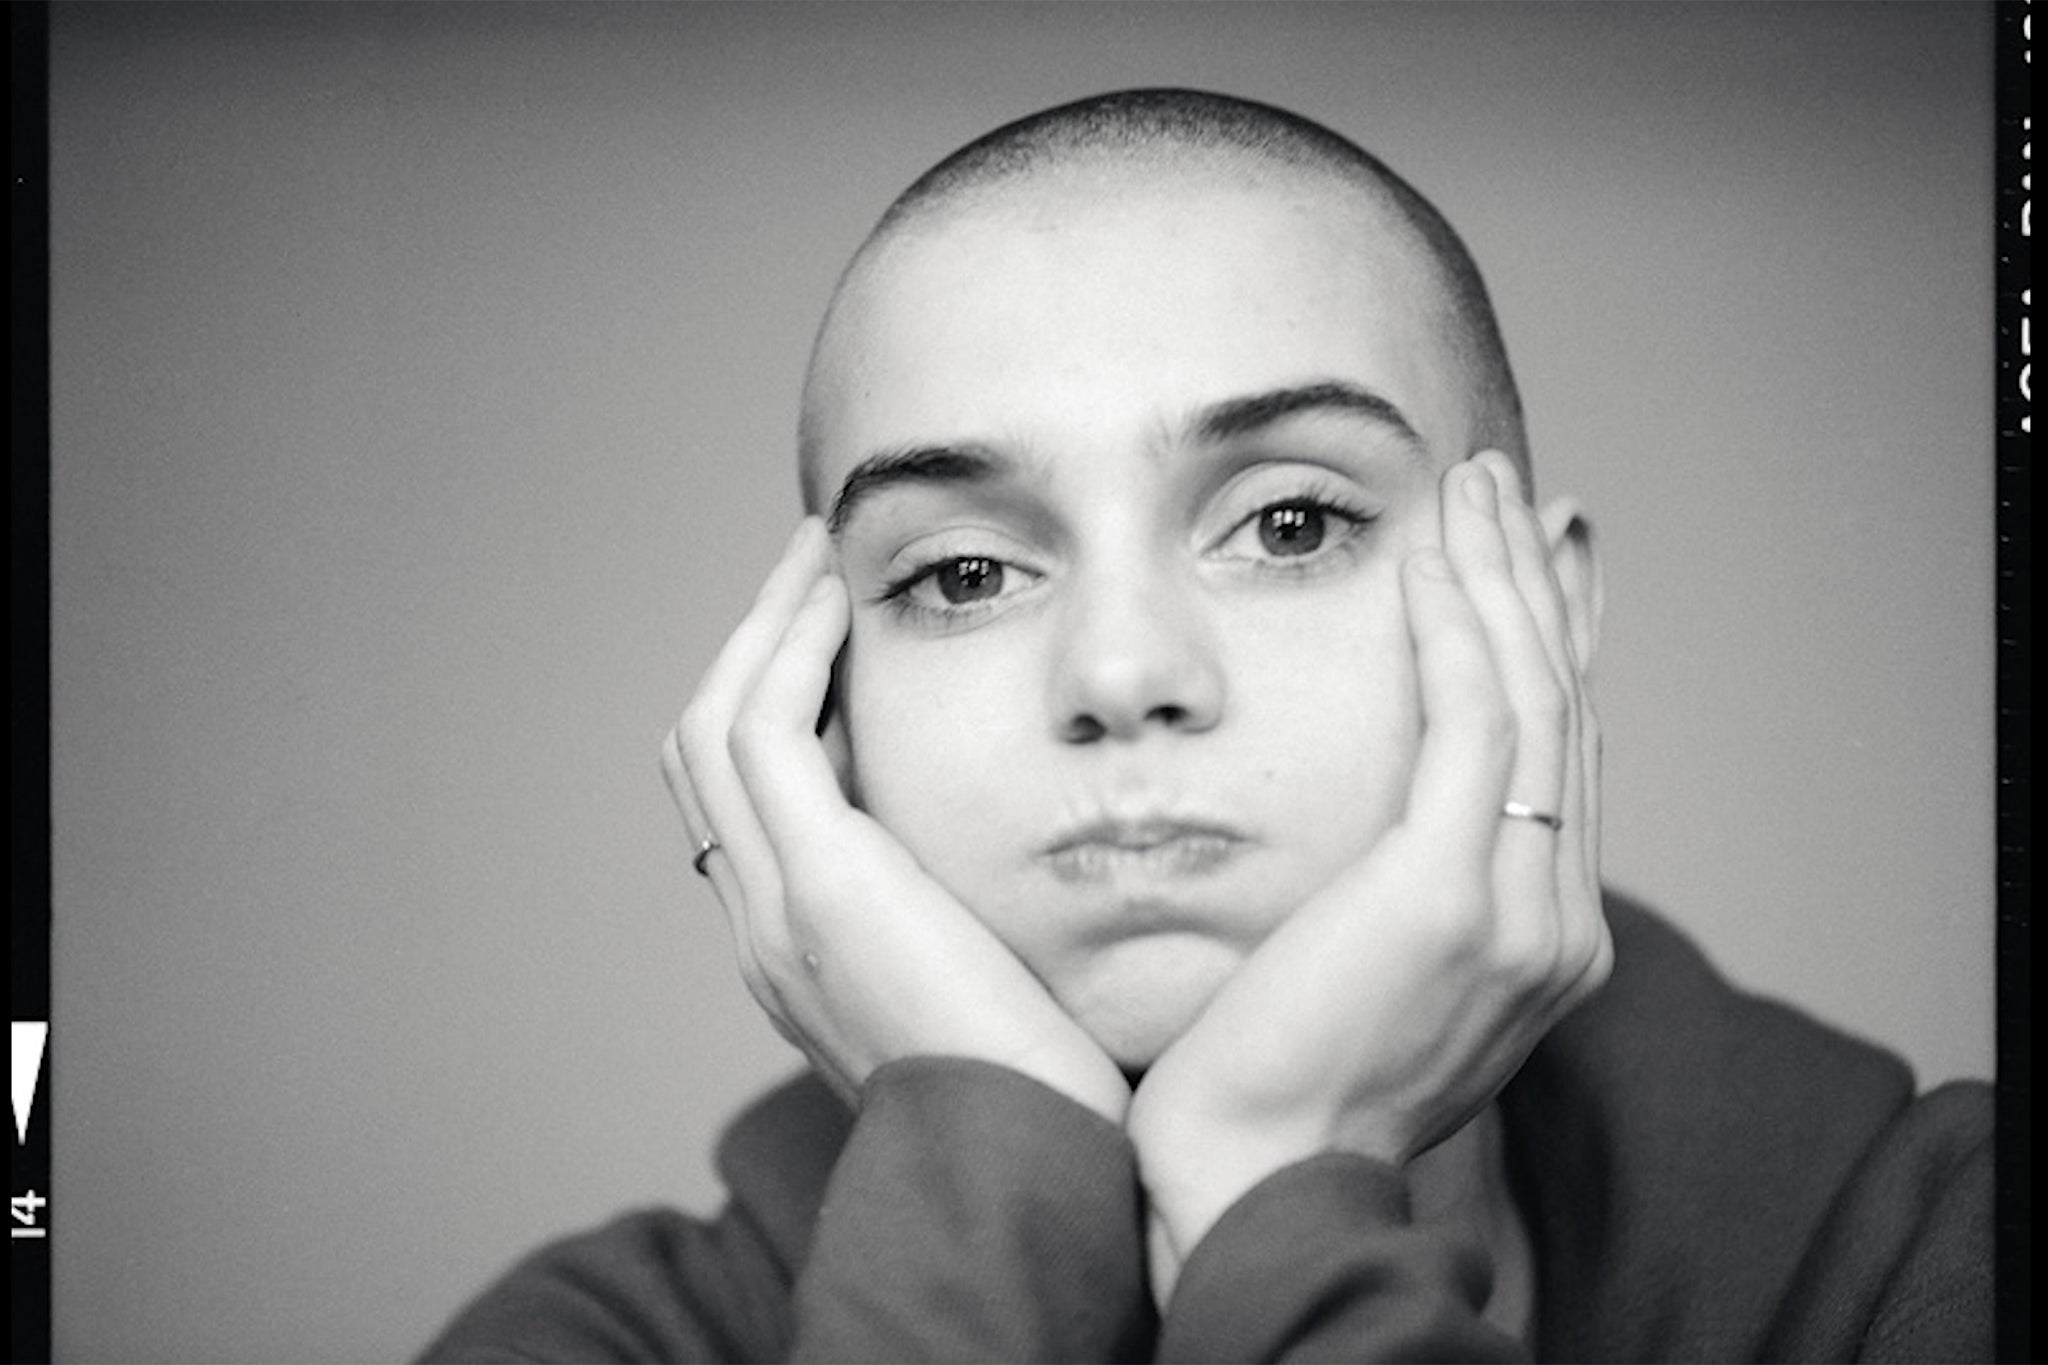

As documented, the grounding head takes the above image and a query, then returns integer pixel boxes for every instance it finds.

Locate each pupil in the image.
[1259,504,1325,556]
[936,556,1002,604]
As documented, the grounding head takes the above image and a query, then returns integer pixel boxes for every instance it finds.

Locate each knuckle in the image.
[731,943,784,1017]
[1552,916,1591,977]
[1554,918,1613,1006]
[755,950,800,1001]
[657,733,687,793]
[675,706,724,773]
[1582,921,1616,991]
[766,1013,806,1050]
[735,960,774,1011]
[1494,917,1562,992]
[749,927,807,999]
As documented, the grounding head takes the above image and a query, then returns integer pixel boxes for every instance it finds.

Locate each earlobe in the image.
[1538,497,1602,672]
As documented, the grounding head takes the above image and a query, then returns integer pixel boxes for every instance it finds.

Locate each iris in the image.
[935,556,1003,603]
[1258,503,1325,556]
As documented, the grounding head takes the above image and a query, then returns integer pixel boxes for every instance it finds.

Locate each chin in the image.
[1054,932,1247,1074]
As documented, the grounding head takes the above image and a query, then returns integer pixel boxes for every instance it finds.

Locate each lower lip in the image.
[1042,833,1244,884]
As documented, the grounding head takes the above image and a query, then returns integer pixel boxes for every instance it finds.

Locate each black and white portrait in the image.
[45,5,1998,1360]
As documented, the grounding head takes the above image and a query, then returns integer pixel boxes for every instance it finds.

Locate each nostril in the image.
[1063,714,1109,744]
[1061,703,1201,744]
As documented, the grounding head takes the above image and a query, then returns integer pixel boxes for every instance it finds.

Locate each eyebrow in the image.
[826,380,1425,535]
[827,444,1008,534]
[1192,380,1424,448]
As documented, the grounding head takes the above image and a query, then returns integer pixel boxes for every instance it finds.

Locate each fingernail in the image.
[1461,464,1496,513]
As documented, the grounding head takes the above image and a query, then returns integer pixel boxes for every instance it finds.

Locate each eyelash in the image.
[874,482,1379,627]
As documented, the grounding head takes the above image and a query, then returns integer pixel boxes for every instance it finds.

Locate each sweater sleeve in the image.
[788,1055,1152,1363]
[418,1058,1153,1364]
[1156,1153,1526,1364]
[415,1199,804,1364]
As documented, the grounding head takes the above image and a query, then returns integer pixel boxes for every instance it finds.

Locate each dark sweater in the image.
[421,895,1992,1362]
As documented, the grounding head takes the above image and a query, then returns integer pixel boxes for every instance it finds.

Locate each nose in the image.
[1051,562,1225,744]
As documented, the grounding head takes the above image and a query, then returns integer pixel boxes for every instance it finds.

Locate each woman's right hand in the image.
[661,518,1130,1123]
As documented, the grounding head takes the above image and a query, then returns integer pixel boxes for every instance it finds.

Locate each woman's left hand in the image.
[1127,450,1610,1301]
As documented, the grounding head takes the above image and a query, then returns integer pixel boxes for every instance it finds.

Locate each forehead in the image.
[807,169,1471,492]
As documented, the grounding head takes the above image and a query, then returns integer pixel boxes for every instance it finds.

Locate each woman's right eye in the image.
[881,553,1041,623]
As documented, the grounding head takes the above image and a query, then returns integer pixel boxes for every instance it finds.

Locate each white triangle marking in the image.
[13,1022,49,1146]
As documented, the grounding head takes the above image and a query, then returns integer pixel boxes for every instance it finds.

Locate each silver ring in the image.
[692,835,722,877]
[1501,801,1563,831]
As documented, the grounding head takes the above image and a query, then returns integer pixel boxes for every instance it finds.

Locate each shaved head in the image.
[799,88,1527,507]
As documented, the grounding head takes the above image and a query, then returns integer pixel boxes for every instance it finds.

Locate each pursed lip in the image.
[1037,816,1252,884]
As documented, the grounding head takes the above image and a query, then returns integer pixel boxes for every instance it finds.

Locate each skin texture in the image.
[663,160,1609,1307]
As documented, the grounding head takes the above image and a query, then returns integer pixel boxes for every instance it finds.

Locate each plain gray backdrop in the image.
[50,3,1994,1360]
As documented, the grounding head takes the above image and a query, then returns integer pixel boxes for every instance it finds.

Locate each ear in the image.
[1538,497,1602,673]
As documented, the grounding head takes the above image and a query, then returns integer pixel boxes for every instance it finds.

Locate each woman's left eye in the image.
[1256,502,1329,556]
[928,556,1005,604]
[1218,497,1373,564]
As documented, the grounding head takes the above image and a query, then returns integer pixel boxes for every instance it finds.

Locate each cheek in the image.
[840,626,1039,867]
[1223,574,1422,873]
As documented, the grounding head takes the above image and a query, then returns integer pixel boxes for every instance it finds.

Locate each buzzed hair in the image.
[799,88,1527,506]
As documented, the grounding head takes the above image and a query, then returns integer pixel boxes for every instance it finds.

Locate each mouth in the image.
[1037,816,1251,885]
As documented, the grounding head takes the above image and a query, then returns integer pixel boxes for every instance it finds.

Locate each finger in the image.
[661,723,784,1015]
[1473,451,1576,695]
[1441,462,1569,855]
[1567,695,1609,996]
[1398,546,1515,870]
[1470,459,1607,1001]
[1473,454,1591,909]
[674,518,830,915]
[685,518,833,740]
[659,725,743,906]
[728,574,857,879]
[711,518,834,683]
[1437,459,1575,1000]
